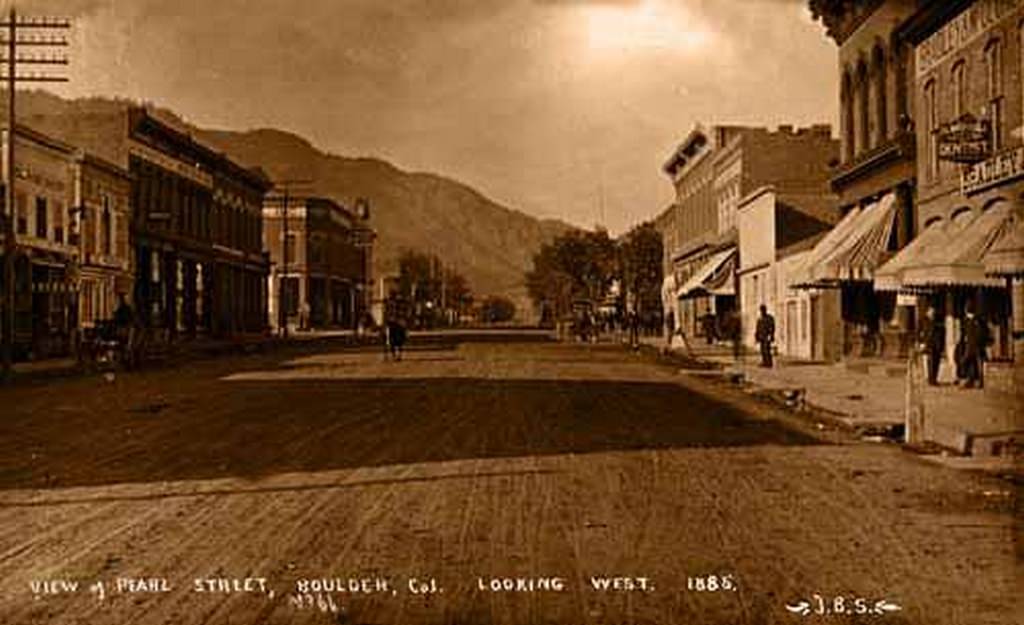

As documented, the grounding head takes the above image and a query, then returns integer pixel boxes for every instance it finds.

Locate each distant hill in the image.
[13,91,574,316]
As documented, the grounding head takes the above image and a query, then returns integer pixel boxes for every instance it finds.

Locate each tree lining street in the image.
[0,335,1017,624]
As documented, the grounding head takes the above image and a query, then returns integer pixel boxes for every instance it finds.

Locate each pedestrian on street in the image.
[755,305,775,368]
[917,305,944,386]
[957,304,989,389]
[628,309,641,351]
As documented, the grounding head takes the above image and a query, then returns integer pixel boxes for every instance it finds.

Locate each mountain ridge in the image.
[12,90,575,307]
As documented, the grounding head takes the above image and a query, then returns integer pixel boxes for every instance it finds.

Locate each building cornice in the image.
[809,0,887,44]
[830,131,915,191]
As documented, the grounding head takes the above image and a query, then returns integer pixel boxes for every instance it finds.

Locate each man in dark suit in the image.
[959,305,989,389]
[917,305,944,386]
[755,305,775,368]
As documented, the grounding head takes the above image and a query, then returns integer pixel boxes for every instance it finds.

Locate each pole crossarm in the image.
[6,75,67,82]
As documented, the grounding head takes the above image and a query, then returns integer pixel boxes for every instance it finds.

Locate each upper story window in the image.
[35,196,47,239]
[856,60,870,155]
[923,78,938,181]
[53,200,64,244]
[841,69,854,162]
[951,60,967,118]
[984,38,1003,149]
[872,45,888,147]
[101,195,112,256]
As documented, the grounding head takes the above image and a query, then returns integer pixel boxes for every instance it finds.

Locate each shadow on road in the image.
[0,375,822,492]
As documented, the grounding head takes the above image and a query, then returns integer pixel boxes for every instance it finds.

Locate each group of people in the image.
[916,303,990,389]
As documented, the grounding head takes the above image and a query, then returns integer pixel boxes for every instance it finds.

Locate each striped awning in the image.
[792,193,896,288]
[876,203,1012,291]
[983,214,1023,276]
[677,247,736,299]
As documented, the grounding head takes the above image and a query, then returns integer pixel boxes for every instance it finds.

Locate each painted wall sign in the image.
[961,145,1024,195]
[916,0,1021,78]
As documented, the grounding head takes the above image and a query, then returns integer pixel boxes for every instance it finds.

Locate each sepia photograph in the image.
[0,0,1020,623]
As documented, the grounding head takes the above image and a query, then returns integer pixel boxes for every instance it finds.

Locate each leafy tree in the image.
[619,221,663,316]
[526,228,618,321]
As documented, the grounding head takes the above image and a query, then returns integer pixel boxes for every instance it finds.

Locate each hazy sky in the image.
[32,0,838,234]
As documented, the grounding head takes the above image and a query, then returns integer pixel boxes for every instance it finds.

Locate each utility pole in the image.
[271,179,311,340]
[0,9,69,383]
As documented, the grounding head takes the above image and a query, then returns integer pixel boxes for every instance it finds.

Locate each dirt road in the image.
[0,337,1017,624]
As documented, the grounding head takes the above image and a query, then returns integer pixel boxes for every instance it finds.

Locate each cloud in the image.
[47,0,836,235]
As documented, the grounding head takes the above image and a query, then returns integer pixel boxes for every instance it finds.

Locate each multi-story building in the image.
[876,0,1023,370]
[126,108,271,338]
[263,194,374,331]
[1,125,77,360]
[657,124,838,341]
[72,151,133,329]
[804,0,920,360]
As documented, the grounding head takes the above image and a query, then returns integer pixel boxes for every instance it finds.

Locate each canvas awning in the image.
[790,194,892,288]
[983,214,1024,276]
[876,203,1012,291]
[677,247,736,299]
[803,193,897,286]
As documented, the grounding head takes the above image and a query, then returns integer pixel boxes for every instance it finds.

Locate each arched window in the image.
[841,68,854,161]
[857,59,870,155]
[984,38,1003,150]
[951,206,973,224]
[872,44,888,146]
[923,215,943,229]
[923,78,938,180]
[951,59,967,118]
[982,197,1007,212]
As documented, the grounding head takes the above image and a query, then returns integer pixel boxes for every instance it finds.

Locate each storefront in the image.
[792,192,905,358]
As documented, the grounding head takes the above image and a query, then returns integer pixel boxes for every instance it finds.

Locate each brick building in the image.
[72,151,132,329]
[803,0,921,361]
[876,0,1024,370]
[0,125,77,360]
[263,195,374,332]
[126,108,272,338]
[657,124,838,341]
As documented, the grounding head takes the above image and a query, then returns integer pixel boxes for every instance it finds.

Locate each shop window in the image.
[35,196,47,239]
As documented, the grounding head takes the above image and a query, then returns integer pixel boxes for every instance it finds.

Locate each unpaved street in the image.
[0,335,1018,625]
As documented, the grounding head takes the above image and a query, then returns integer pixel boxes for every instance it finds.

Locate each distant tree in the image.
[480,296,516,323]
[526,228,618,320]
[619,222,663,316]
[396,249,473,328]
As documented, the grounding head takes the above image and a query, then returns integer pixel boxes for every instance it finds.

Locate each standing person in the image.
[917,305,944,386]
[665,310,675,349]
[628,309,641,351]
[959,304,989,389]
[755,305,775,368]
